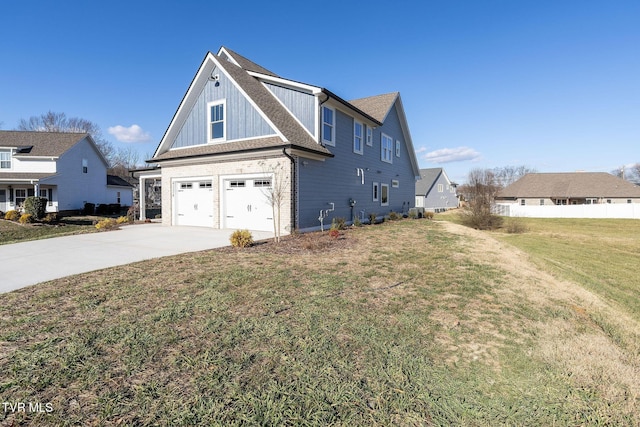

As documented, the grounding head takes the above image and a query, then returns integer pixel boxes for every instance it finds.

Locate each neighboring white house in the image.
[139,46,420,232]
[0,131,133,214]
[415,168,458,212]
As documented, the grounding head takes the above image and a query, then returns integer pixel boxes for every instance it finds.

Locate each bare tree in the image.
[109,145,141,179]
[493,165,536,187]
[458,168,503,229]
[17,111,115,165]
[259,160,289,243]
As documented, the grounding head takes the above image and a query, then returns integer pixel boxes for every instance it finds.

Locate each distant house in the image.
[0,131,133,214]
[138,46,420,231]
[415,168,458,212]
[496,172,640,205]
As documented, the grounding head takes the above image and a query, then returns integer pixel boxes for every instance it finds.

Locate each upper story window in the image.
[0,150,11,169]
[395,140,401,157]
[353,120,363,154]
[366,127,373,146]
[438,184,444,192]
[82,158,88,173]
[381,133,393,163]
[322,106,335,146]
[208,100,226,141]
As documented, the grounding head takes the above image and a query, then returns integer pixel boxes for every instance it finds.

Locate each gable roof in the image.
[349,92,399,123]
[218,47,279,77]
[497,172,640,199]
[107,174,134,187]
[0,131,91,157]
[416,168,443,195]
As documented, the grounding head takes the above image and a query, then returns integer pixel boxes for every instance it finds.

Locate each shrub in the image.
[42,213,59,224]
[460,205,503,230]
[329,229,340,238]
[425,211,435,220]
[95,218,119,231]
[127,205,136,222]
[368,212,377,224]
[353,216,362,227]
[83,203,95,215]
[408,210,418,219]
[505,217,528,234]
[116,216,129,225]
[332,217,347,230]
[24,196,48,219]
[4,210,19,221]
[230,229,254,248]
[19,213,33,224]
[388,211,402,221]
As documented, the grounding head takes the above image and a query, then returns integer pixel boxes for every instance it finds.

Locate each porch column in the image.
[139,176,146,221]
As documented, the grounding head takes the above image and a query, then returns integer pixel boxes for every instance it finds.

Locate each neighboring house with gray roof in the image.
[415,168,458,211]
[0,131,133,214]
[140,46,420,231]
[495,172,640,206]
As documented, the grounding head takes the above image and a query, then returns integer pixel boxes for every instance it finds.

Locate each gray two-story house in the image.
[143,47,420,232]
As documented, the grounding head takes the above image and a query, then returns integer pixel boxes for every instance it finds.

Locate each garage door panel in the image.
[175,180,214,227]
[224,178,273,232]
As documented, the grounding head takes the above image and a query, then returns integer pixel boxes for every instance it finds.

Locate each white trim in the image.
[207,99,227,142]
[249,72,322,95]
[322,105,335,146]
[0,149,12,170]
[261,81,317,141]
[395,140,401,157]
[353,120,363,155]
[366,126,373,146]
[392,180,399,188]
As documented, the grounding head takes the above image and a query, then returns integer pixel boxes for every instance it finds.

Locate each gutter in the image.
[282,147,297,231]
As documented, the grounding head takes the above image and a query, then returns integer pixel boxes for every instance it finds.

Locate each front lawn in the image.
[0,219,637,425]
[0,216,104,245]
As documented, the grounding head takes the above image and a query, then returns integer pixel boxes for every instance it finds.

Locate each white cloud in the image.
[108,124,152,143]
[422,146,481,164]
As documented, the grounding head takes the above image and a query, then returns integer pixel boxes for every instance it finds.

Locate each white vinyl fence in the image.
[492,203,640,219]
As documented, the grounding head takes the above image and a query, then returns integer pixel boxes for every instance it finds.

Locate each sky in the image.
[1,0,638,184]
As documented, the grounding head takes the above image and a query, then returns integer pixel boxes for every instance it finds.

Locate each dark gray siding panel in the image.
[265,83,315,135]
[297,104,416,230]
[172,67,276,148]
[424,174,458,209]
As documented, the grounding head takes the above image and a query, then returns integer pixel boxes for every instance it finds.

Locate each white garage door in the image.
[174,180,214,227]
[223,177,273,232]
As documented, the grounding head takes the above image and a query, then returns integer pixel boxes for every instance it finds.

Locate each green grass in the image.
[0,216,103,245]
[495,217,640,321]
[0,219,638,425]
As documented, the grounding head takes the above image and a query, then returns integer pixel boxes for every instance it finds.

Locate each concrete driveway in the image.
[0,224,274,293]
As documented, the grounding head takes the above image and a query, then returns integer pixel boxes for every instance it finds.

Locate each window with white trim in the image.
[392,180,399,188]
[366,126,373,146]
[520,199,526,206]
[254,179,272,187]
[15,189,26,207]
[372,182,379,202]
[322,106,335,146]
[438,184,444,192]
[82,158,88,174]
[381,133,393,163]
[395,140,401,157]
[208,100,226,141]
[0,150,11,169]
[381,183,389,206]
[117,191,121,204]
[353,120,363,154]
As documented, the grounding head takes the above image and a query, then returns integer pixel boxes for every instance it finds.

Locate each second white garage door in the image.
[223,177,273,232]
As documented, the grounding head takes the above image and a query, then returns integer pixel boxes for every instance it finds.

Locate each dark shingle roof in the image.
[107,175,134,187]
[0,131,88,157]
[220,47,279,77]
[416,168,443,195]
[0,172,55,181]
[349,92,399,123]
[497,172,640,198]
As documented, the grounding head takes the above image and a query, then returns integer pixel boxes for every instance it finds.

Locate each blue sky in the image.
[2,0,638,183]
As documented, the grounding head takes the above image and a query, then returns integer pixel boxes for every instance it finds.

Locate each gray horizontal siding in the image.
[172,67,276,149]
[264,83,316,135]
[423,174,458,209]
[297,104,416,229]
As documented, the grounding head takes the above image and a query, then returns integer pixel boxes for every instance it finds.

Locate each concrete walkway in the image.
[0,224,274,293]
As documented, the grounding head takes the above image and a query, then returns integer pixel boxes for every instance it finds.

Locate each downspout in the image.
[283,147,297,232]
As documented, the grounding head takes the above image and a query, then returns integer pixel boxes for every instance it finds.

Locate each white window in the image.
[0,150,11,169]
[520,199,526,206]
[373,182,379,202]
[353,120,363,154]
[322,106,335,146]
[117,192,121,204]
[539,199,545,205]
[229,180,245,188]
[82,158,88,174]
[15,189,26,207]
[366,127,373,146]
[391,180,399,188]
[438,184,444,192]
[180,183,193,189]
[208,100,226,141]
[254,179,272,187]
[199,182,212,188]
[381,183,389,206]
[381,133,393,163]
[395,140,401,157]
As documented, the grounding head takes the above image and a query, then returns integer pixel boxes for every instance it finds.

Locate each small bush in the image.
[116,216,129,224]
[505,217,528,234]
[95,218,119,231]
[425,211,435,220]
[230,229,254,248]
[127,205,136,222]
[388,211,402,221]
[353,217,362,227]
[368,213,377,224]
[332,217,347,230]
[408,210,418,219]
[4,210,19,221]
[42,213,59,224]
[19,213,33,224]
